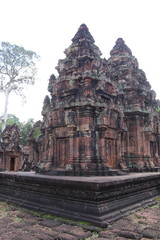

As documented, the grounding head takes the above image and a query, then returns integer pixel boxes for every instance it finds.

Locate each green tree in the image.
[31,127,42,139]
[0,114,21,131]
[20,118,35,145]
[0,42,39,131]
[20,119,41,145]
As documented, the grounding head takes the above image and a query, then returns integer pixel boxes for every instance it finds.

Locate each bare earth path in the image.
[0,200,160,240]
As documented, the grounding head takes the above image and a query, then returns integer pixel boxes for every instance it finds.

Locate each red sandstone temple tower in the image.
[32,24,160,175]
[0,124,27,171]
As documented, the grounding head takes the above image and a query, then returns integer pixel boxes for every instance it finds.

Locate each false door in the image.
[105,139,116,168]
[57,138,69,167]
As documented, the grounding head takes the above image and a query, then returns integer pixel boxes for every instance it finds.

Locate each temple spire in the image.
[72,23,95,43]
[57,24,103,76]
[110,38,132,56]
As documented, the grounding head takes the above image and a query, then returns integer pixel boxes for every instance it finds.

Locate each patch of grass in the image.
[13,216,21,222]
[0,211,8,219]
[20,208,101,230]
[33,211,42,217]
[55,215,97,228]
[42,214,53,219]
[151,204,159,209]
[73,220,93,226]
[85,232,99,240]
[24,209,43,218]
[55,215,88,225]
[55,216,102,232]
[0,202,10,219]
[0,202,10,210]
[155,196,160,202]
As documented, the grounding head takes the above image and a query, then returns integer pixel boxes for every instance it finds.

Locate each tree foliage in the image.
[0,114,21,131]
[20,118,35,145]
[0,41,39,130]
[31,127,42,139]
[0,42,39,94]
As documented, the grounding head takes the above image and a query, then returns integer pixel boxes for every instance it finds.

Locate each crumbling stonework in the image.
[31,24,160,175]
[0,124,29,171]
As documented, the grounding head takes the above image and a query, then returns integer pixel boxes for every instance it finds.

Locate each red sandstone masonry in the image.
[26,24,160,175]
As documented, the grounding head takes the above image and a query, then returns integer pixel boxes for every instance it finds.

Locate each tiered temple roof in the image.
[30,24,160,175]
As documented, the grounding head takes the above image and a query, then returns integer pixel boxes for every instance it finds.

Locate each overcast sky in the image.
[0,0,160,122]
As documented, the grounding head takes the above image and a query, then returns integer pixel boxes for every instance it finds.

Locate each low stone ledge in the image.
[0,172,160,227]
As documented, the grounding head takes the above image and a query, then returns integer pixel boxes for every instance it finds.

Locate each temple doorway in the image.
[150,142,156,158]
[10,157,15,171]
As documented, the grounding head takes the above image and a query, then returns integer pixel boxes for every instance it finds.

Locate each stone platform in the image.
[0,172,160,227]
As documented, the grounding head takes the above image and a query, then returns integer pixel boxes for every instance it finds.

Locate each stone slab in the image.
[0,172,160,227]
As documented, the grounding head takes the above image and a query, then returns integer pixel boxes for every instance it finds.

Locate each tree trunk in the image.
[2,90,9,132]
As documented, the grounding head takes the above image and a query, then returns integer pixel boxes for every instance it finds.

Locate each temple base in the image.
[0,172,160,227]
[35,167,130,176]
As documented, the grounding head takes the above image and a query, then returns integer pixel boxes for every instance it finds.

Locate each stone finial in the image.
[110,38,132,56]
[72,23,95,43]
[43,95,50,108]
[56,23,102,76]
[49,74,56,81]
[48,74,56,94]
[41,95,50,117]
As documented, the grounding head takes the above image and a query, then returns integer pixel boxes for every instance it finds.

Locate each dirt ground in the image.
[0,200,160,240]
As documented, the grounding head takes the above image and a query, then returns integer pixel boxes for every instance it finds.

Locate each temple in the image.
[0,124,29,171]
[29,24,160,175]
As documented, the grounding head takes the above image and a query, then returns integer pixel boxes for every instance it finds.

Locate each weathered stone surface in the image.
[92,238,110,240]
[53,233,79,240]
[34,232,55,240]
[14,237,39,240]
[55,224,92,238]
[26,23,160,176]
[99,230,117,238]
[39,219,62,228]
[142,227,160,238]
[114,230,142,239]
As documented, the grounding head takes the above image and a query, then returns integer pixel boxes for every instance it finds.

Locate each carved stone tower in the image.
[32,24,160,175]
